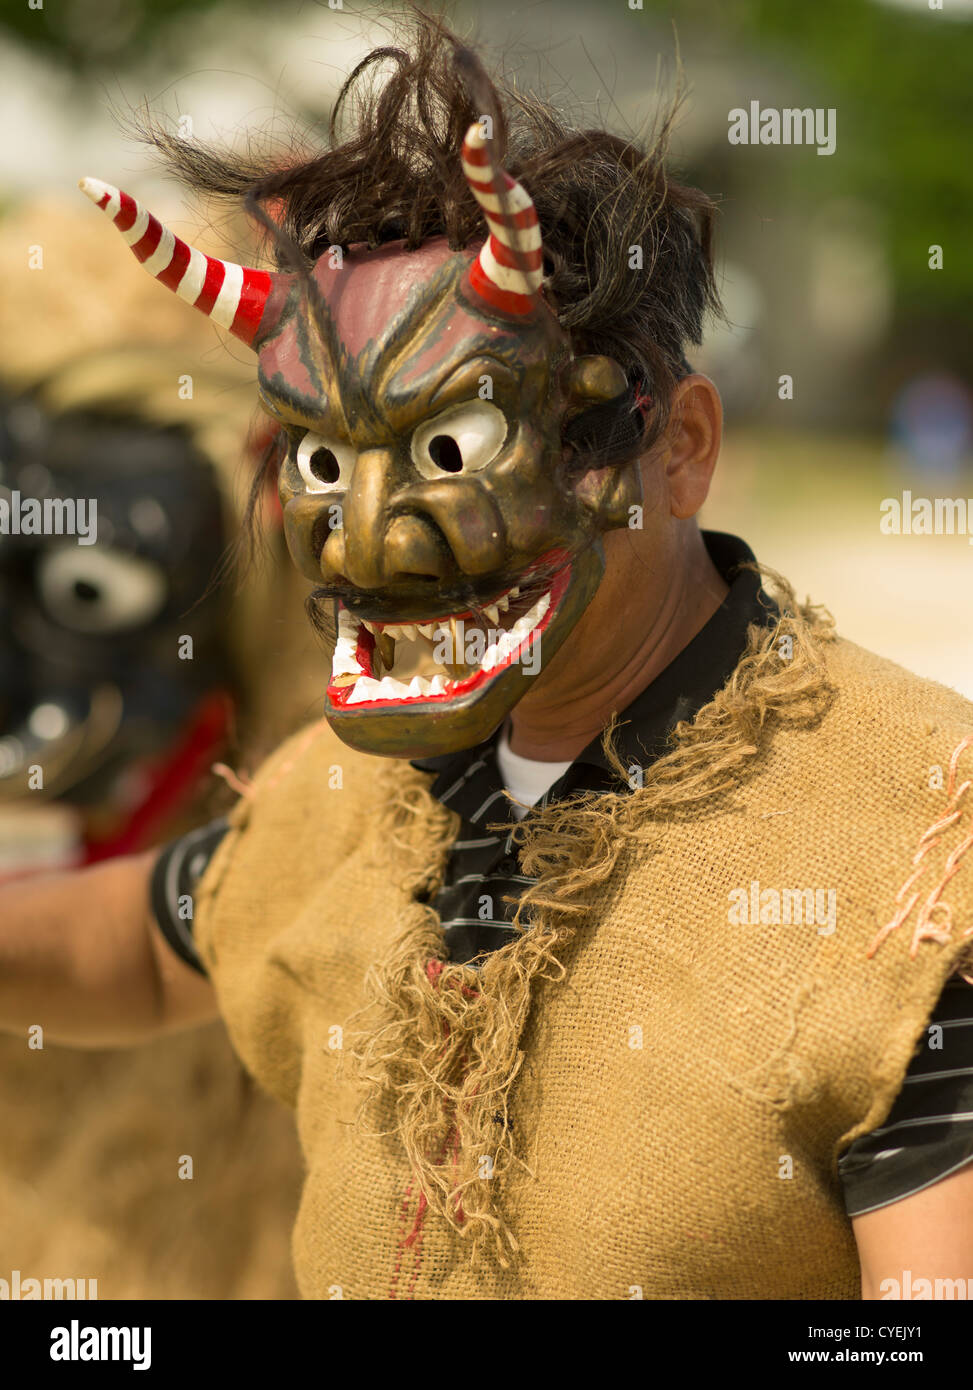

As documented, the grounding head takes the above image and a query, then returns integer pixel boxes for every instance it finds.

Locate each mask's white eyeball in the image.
[410,401,507,479]
[296,433,356,493]
[37,546,167,634]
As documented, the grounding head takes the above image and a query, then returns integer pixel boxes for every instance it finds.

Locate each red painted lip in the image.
[326,556,572,710]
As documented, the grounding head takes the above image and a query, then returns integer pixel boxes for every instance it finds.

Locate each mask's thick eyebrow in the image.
[261,351,519,441]
[257,382,341,435]
[372,353,520,437]
[427,357,519,409]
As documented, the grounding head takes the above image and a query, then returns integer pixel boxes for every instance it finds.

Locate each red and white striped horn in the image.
[79,177,274,348]
[461,123,544,317]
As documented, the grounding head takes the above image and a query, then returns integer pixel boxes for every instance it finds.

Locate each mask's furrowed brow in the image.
[377,354,521,439]
[428,357,519,410]
[257,379,345,438]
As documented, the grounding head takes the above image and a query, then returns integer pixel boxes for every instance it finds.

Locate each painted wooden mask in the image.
[81,124,643,757]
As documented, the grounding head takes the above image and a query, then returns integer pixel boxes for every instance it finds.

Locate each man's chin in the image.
[322,544,605,760]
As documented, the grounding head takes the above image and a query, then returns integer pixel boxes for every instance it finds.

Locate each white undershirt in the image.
[496,725,573,820]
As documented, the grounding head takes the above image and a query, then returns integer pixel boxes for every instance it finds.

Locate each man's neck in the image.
[506,528,729,762]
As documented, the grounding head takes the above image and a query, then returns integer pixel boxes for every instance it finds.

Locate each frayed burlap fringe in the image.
[345,570,836,1268]
[868,732,973,962]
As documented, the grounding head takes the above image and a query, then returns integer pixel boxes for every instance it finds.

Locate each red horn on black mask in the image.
[461,123,544,316]
[79,176,275,348]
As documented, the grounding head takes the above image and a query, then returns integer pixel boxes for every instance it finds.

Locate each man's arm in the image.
[0,850,218,1048]
[853,1163,973,1298]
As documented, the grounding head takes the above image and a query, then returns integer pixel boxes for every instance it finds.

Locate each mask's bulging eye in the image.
[36,546,167,634]
[296,433,355,493]
[411,401,507,479]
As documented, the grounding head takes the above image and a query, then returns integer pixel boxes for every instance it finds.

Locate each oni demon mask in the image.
[81,123,643,758]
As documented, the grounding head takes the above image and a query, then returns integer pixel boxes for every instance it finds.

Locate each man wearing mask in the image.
[3,18,972,1300]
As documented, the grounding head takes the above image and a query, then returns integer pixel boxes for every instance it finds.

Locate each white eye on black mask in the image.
[37,545,167,634]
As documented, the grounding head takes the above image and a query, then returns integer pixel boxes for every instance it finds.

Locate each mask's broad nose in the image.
[318,448,454,588]
[331,448,391,590]
[310,451,516,592]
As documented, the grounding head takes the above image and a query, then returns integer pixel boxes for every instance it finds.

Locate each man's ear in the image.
[660,374,723,520]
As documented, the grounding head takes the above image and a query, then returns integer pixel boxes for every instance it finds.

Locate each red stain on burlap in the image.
[387,959,475,1300]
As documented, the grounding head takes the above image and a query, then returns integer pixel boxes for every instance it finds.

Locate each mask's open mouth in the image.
[326,553,572,709]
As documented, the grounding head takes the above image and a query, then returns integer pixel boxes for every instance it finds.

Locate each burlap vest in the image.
[196,619,973,1300]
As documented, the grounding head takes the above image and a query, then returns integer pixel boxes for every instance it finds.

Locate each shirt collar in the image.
[411,531,776,809]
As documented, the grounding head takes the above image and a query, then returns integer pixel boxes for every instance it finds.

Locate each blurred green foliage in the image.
[640,0,972,321]
[2,0,219,63]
